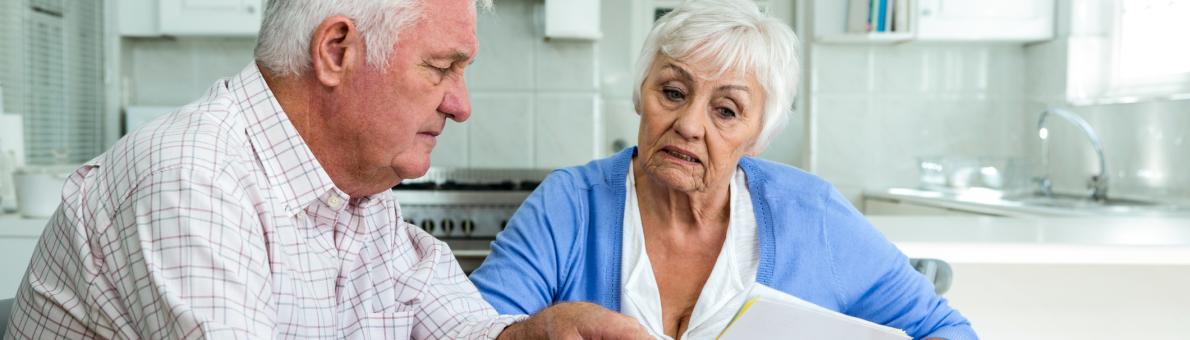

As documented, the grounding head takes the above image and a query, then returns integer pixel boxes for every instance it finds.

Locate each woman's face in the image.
[636,55,766,193]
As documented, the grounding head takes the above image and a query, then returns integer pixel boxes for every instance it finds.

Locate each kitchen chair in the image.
[910,258,953,295]
[0,297,11,337]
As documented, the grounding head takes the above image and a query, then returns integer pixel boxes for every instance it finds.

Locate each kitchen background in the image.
[0,0,1188,339]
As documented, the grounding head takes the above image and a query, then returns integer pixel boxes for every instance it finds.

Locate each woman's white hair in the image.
[632,0,801,152]
[255,0,492,77]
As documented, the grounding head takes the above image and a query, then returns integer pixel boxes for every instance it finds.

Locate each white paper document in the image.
[718,285,910,340]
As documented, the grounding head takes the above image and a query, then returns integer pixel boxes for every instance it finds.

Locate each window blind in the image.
[0,0,104,165]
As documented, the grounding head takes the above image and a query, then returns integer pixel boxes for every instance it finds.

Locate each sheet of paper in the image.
[718,285,909,340]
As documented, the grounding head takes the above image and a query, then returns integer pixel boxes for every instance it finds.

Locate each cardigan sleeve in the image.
[470,170,585,315]
[821,188,979,340]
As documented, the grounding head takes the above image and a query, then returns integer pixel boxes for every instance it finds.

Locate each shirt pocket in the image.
[354,309,415,340]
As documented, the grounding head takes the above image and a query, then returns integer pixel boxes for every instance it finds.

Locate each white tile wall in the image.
[119,0,810,171]
[468,94,534,168]
[810,44,1030,204]
[466,0,536,92]
[1022,100,1190,203]
[534,93,599,168]
[601,99,638,155]
[430,122,470,168]
[126,37,255,106]
[535,39,599,92]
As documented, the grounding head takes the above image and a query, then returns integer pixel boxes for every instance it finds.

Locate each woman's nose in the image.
[438,76,471,122]
[671,102,705,140]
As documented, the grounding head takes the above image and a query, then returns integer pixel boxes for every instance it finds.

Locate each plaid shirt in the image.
[4,65,525,339]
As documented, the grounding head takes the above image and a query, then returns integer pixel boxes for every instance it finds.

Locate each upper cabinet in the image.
[814,0,1055,44]
[120,0,264,37]
[915,0,1054,42]
[159,0,263,36]
[544,0,601,40]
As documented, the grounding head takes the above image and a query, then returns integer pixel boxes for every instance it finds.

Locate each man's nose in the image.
[438,76,471,122]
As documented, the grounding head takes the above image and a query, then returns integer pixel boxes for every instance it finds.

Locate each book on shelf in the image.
[717,285,910,340]
[846,0,909,34]
[846,0,870,33]
[878,0,890,32]
[893,0,909,32]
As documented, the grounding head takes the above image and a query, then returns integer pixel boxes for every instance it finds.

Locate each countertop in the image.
[870,216,1190,265]
[4,213,1190,265]
[0,214,47,238]
[865,188,1190,217]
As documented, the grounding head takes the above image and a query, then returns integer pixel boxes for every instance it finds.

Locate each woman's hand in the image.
[499,302,653,340]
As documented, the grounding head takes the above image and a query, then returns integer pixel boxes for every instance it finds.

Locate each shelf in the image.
[815,32,914,45]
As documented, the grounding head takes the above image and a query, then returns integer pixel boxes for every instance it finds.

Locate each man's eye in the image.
[663,88,685,101]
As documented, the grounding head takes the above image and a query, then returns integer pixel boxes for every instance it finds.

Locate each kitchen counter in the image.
[2,214,1188,339]
[865,188,1190,218]
[870,216,1190,264]
[6,214,1190,265]
[864,216,1190,340]
[0,214,49,238]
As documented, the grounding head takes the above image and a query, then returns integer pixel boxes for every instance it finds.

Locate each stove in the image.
[392,168,551,272]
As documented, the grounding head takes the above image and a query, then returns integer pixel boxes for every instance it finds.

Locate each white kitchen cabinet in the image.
[118,0,160,36]
[544,0,601,40]
[158,0,263,36]
[813,0,1054,44]
[0,215,46,298]
[915,0,1054,42]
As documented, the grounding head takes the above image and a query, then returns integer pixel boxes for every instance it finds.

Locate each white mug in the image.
[13,166,72,218]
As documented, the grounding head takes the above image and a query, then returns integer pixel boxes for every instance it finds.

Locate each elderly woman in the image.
[470,0,976,339]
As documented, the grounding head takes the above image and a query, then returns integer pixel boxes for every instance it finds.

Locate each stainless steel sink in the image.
[1000,192,1189,215]
[872,188,1190,217]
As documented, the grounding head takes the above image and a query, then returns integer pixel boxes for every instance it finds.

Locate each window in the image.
[1107,0,1190,98]
[1090,0,1190,101]
[0,0,105,165]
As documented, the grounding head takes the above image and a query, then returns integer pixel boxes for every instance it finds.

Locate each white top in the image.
[621,166,760,339]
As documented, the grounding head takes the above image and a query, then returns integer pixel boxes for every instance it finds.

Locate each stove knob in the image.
[441,219,455,237]
[461,219,476,237]
[404,218,415,226]
[419,219,435,233]
[500,219,508,231]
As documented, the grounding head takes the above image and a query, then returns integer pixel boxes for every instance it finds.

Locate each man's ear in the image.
[310,16,363,88]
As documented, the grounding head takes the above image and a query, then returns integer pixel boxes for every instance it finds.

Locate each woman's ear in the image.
[310,16,363,88]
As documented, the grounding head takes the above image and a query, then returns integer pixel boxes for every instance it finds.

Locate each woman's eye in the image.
[716,107,737,119]
[662,88,685,101]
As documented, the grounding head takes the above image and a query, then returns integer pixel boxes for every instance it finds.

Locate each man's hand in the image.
[498,302,653,340]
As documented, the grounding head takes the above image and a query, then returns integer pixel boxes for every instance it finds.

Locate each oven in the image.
[393,168,551,273]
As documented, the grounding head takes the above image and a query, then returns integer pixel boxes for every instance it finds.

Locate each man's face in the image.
[337,0,478,187]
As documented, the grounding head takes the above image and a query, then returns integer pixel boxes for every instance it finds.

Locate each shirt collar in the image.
[229,64,341,216]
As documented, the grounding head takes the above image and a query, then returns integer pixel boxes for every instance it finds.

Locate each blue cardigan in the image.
[470,148,977,339]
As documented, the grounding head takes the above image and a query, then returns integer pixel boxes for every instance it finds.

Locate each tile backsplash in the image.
[1022,100,1190,203]
[811,44,1029,203]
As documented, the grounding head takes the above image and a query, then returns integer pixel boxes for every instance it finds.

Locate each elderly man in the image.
[4,0,649,339]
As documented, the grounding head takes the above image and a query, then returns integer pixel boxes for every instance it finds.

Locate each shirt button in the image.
[328,196,344,210]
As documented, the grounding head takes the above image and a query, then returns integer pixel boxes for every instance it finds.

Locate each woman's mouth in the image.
[661,147,701,164]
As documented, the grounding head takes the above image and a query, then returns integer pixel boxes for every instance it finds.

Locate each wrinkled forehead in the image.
[652,52,757,88]
[419,0,480,48]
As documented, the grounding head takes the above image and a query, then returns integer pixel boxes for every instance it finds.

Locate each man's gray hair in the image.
[255,0,492,77]
[632,0,801,152]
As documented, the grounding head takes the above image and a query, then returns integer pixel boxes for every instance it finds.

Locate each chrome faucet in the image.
[1036,107,1109,201]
